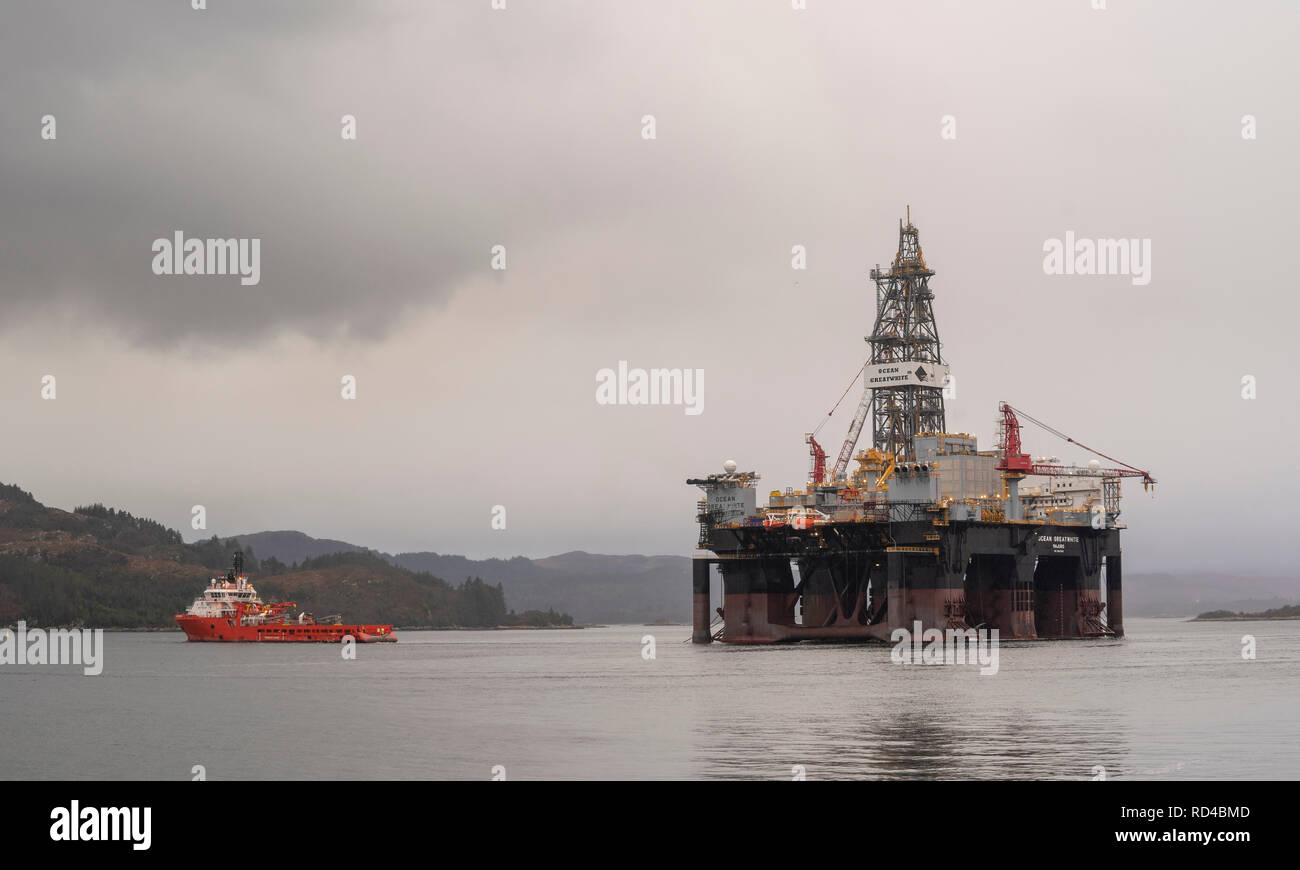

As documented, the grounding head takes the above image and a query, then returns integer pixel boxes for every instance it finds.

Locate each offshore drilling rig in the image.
[688,211,1155,644]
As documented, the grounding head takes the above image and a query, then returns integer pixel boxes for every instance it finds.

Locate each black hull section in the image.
[693,519,1123,644]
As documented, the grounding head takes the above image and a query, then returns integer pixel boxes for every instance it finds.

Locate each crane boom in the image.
[832,388,872,478]
[996,402,1156,489]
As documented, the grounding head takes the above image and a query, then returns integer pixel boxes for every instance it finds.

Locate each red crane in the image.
[996,402,1156,490]
[804,362,869,483]
[805,433,827,485]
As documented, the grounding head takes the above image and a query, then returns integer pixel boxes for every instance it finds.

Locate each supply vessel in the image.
[688,211,1155,644]
[174,553,396,643]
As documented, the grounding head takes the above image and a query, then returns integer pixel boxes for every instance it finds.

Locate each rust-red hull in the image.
[175,615,396,643]
[693,521,1123,644]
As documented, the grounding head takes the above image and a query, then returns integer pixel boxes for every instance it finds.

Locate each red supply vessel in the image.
[174,552,396,643]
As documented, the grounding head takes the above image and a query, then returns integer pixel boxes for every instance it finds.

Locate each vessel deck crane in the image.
[996,402,1156,489]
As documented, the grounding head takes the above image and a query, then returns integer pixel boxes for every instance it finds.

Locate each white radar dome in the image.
[1088,459,1101,469]
[723,459,738,473]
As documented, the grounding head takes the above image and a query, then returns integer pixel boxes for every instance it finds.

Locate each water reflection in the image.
[697,693,1134,780]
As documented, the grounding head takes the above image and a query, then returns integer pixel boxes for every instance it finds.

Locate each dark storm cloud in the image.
[0,2,421,345]
[0,1,693,347]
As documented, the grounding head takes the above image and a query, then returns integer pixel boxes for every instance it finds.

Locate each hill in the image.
[234,530,694,624]
[255,552,510,627]
[0,483,558,629]
[390,550,691,624]
[225,530,372,565]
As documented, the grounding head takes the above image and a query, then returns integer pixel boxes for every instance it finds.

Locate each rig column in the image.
[1106,553,1124,638]
[692,559,713,644]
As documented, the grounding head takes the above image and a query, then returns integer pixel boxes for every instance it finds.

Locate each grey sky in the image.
[2,1,1298,573]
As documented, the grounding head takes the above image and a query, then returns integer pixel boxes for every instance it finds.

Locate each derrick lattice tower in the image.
[867,209,947,462]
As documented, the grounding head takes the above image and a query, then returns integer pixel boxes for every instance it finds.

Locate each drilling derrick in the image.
[868,209,947,462]
[832,209,950,477]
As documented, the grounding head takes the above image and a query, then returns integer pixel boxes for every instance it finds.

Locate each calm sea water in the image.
[3,618,1297,780]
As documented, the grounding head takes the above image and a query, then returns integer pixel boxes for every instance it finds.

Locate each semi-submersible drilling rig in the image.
[688,212,1155,644]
